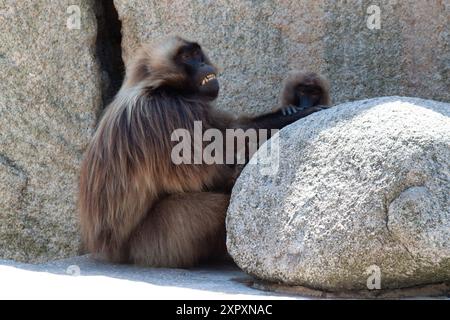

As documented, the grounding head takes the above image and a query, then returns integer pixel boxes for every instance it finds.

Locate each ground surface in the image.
[1,256,447,299]
[0,255,298,299]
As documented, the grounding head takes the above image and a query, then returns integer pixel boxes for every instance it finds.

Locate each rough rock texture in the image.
[0,1,100,262]
[114,0,450,115]
[226,97,450,291]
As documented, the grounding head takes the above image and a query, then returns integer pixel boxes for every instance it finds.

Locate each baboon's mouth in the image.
[200,74,216,86]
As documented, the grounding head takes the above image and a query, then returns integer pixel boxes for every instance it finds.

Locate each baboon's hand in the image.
[280,105,300,116]
[281,104,330,116]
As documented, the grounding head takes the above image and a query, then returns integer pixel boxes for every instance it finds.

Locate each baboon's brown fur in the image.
[79,37,236,267]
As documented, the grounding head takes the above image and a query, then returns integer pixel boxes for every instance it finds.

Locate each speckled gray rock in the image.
[0,1,100,262]
[114,0,450,115]
[226,97,450,291]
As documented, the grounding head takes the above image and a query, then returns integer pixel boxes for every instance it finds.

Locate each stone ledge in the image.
[0,255,298,299]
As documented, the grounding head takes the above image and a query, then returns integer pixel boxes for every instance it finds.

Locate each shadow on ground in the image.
[0,255,297,299]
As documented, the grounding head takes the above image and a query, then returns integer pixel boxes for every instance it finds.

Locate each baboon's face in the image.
[294,84,323,108]
[175,41,219,101]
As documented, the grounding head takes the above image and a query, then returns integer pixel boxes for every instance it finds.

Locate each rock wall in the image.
[0,1,100,262]
[114,0,450,115]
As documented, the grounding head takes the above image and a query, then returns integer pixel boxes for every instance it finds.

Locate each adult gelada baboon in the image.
[79,36,330,267]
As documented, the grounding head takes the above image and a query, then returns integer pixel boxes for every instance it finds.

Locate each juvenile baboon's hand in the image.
[280,105,300,116]
[281,104,330,117]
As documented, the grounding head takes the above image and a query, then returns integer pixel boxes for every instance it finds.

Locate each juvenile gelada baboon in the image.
[276,71,331,116]
[79,36,331,267]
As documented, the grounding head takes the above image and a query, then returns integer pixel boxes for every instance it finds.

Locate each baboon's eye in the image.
[193,49,201,59]
[181,52,191,61]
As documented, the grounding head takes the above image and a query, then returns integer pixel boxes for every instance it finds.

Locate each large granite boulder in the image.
[226,97,450,291]
[0,1,100,262]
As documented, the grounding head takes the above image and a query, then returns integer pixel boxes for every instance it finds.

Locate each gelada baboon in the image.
[79,36,330,267]
[276,71,331,116]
